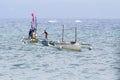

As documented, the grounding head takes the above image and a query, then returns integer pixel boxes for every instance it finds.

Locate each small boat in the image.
[29,13,38,43]
[74,20,82,23]
[21,13,38,44]
[48,20,57,23]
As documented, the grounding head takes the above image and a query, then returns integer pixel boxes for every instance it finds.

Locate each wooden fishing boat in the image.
[21,13,38,44]
[29,13,38,43]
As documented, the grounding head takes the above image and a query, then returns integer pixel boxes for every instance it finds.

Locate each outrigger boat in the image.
[40,25,92,51]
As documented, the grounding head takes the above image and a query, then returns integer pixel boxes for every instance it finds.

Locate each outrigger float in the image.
[40,25,92,51]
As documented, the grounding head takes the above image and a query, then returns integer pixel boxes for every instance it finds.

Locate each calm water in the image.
[0,19,120,80]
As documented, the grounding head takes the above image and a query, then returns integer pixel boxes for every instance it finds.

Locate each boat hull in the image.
[30,38,38,43]
[53,42,82,51]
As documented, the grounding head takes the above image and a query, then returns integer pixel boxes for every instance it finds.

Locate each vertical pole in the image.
[35,16,37,30]
[75,27,77,42]
[62,25,64,42]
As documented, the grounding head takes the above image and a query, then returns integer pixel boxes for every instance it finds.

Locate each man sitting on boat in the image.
[28,27,37,42]
[29,28,35,39]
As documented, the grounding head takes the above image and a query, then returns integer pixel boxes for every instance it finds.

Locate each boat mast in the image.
[75,27,77,42]
[62,25,64,42]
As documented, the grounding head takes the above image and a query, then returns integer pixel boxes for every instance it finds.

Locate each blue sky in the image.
[0,0,120,19]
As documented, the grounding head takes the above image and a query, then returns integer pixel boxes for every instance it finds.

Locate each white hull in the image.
[39,39,92,51]
[53,44,81,51]
[53,44,92,51]
[52,42,82,51]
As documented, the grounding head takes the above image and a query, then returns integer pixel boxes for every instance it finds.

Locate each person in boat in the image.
[42,30,48,39]
[44,30,48,39]
[29,27,36,39]
[29,28,33,39]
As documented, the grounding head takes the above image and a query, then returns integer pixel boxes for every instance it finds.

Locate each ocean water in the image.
[0,19,120,80]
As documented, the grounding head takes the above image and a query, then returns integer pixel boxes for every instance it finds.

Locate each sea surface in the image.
[0,19,120,80]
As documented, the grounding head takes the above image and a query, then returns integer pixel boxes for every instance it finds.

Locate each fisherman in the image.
[29,27,36,39]
[44,30,48,39]
[29,28,33,39]
[42,30,48,39]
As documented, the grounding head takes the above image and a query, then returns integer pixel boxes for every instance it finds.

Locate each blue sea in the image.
[0,19,120,80]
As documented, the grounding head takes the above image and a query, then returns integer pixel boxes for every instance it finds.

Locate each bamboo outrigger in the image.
[51,25,82,51]
[40,25,92,51]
